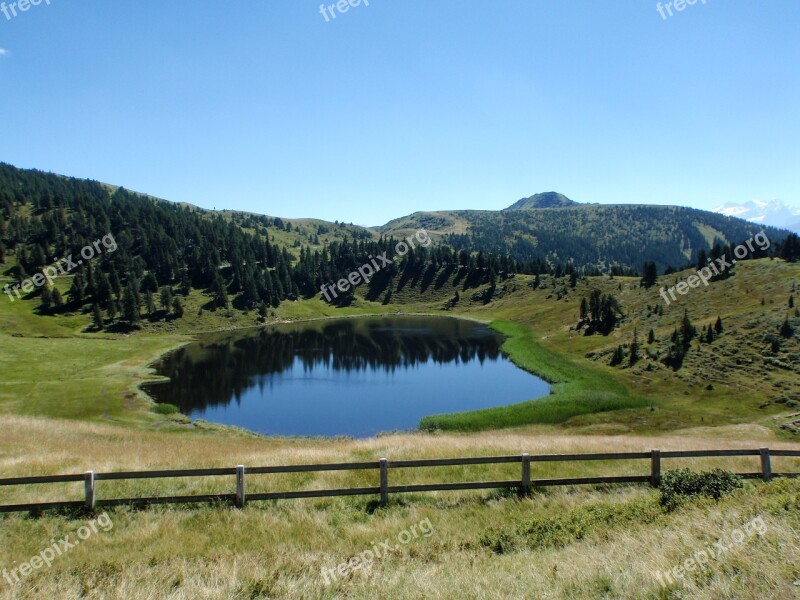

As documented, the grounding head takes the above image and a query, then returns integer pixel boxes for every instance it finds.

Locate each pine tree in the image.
[179,268,191,296]
[680,310,696,349]
[31,244,47,269]
[95,269,111,304]
[779,317,794,339]
[647,328,655,344]
[52,288,64,308]
[779,233,800,262]
[210,271,229,308]
[629,329,640,366]
[110,269,122,300]
[85,262,96,297]
[160,286,173,312]
[640,261,657,288]
[92,303,104,330]
[141,272,158,293]
[172,297,184,318]
[580,297,588,320]
[714,316,723,333]
[610,345,624,366]
[705,324,713,344]
[145,290,156,315]
[68,272,85,305]
[790,295,795,309]
[107,299,117,322]
[664,332,685,371]
[122,283,141,324]
[40,285,53,310]
[696,249,707,270]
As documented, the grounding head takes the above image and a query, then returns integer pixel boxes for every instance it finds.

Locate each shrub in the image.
[153,403,180,415]
[480,496,664,553]
[659,468,742,509]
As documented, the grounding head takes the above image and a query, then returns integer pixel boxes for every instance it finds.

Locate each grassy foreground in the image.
[0,417,799,599]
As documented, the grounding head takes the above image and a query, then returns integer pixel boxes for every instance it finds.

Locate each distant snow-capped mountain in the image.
[712,199,800,233]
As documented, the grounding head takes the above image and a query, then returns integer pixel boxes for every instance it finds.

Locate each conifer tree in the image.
[122,283,141,324]
[92,303,104,330]
[779,317,794,339]
[172,297,184,318]
[714,316,723,333]
[629,329,639,366]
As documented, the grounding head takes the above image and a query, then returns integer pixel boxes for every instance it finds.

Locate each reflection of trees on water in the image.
[143,319,504,413]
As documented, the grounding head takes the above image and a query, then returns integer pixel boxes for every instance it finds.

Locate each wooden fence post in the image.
[521,453,531,496]
[379,458,389,507]
[236,465,246,508]
[759,448,772,482]
[650,449,661,488]
[84,471,96,511]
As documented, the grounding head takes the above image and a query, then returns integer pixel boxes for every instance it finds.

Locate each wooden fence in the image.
[0,448,798,514]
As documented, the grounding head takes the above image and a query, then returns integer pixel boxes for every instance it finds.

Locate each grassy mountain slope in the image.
[381,204,789,272]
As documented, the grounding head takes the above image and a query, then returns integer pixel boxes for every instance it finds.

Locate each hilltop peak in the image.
[505,192,577,210]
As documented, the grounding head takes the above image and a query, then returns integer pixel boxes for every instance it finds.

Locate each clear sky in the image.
[1,0,798,226]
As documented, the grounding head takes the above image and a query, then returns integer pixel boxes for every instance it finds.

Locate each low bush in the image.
[153,403,180,415]
[480,496,665,554]
[659,468,742,509]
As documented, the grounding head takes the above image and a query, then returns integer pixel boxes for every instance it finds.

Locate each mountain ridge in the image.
[1,163,794,277]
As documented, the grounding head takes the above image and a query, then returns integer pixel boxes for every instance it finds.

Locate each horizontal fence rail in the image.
[0,448,798,514]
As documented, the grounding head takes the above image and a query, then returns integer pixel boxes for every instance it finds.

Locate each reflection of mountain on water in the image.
[143,317,505,413]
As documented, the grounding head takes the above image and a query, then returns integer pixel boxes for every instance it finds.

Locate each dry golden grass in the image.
[1,414,799,599]
[1,413,798,483]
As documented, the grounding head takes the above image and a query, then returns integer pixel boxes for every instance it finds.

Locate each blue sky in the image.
[1,0,798,226]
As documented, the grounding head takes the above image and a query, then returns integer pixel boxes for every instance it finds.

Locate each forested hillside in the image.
[0,164,507,324]
[382,203,791,272]
[2,164,799,330]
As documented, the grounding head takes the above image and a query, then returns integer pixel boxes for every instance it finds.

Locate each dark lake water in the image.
[142,316,549,438]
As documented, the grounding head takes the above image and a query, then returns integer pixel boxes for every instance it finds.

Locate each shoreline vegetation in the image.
[420,320,649,431]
